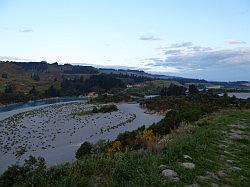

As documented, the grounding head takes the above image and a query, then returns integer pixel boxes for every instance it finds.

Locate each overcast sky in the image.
[0,0,250,81]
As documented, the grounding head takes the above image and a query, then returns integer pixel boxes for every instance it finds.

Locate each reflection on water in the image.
[0,97,87,113]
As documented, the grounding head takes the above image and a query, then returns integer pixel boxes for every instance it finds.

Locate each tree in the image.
[45,86,60,97]
[4,85,13,94]
[189,84,199,94]
[159,87,167,96]
[31,73,40,81]
[29,86,37,95]
[166,83,187,96]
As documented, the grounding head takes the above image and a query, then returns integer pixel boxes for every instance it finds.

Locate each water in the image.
[0,97,87,113]
[219,92,250,99]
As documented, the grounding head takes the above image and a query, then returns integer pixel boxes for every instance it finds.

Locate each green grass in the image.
[1,110,250,186]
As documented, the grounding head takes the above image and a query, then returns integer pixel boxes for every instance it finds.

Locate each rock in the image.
[181,162,195,169]
[217,170,226,177]
[198,171,220,181]
[229,131,244,139]
[158,164,167,170]
[205,171,218,180]
[229,124,246,130]
[219,155,225,161]
[198,175,210,181]
[231,166,241,171]
[226,160,234,164]
[223,151,235,157]
[162,169,179,182]
[183,155,192,160]
[230,129,243,134]
[218,144,227,148]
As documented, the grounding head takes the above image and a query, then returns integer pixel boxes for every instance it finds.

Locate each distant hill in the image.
[0,61,249,94]
[99,68,154,77]
[0,61,100,93]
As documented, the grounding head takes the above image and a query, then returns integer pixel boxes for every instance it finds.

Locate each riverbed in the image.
[0,101,163,173]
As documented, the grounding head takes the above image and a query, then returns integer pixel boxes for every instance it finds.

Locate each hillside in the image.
[0,61,249,106]
[1,61,249,94]
[0,61,99,93]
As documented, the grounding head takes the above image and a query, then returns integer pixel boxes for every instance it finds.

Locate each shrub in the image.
[136,129,159,151]
[92,139,111,153]
[76,142,93,159]
[99,104,118,113]
[136,129,158,142]
[107,141,122,153]
[0,165,27,186]
[149,110,182,135]
[92,106,99,113]
[0,156,46,187]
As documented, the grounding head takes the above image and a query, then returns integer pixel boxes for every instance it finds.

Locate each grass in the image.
[1,109,250,186]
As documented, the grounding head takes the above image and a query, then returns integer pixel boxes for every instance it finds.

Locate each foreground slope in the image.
[1,109,249,186]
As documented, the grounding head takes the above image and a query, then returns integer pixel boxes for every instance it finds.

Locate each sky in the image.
[0,0,250,81]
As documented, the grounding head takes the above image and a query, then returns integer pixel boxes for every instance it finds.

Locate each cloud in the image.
[169,42,193,48]
[0,56,30,61]
[226,39,246,45]
[146,43,250,74]
[165,49,181,55]
[139,34,161,41]
[19,28,33,33]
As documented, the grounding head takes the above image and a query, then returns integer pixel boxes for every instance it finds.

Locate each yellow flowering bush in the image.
[135,129,159,151]
[107,141,122,153]
[137,129,158,142]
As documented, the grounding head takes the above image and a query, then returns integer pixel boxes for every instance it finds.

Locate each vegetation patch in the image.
[73,104,118,116]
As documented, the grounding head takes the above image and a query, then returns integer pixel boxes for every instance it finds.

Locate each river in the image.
[0,100,163,173]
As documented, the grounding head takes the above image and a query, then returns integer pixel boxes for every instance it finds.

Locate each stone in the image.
[162,169,179,182]
[231,166,241,171]
[181,162,195,169]
[226,160,234,164]
[198,175,210,181]
[183,155,192,160]
[158,164,167,170]
[219,155,225,161]
[205,171,218,180]
[218,144,227,148]
[217,170,226,177]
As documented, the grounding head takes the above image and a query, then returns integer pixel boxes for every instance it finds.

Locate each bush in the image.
[149,110,181,135]
[107,141,122,153]
[91,104,118,114]
[76,142,93,159]
[0,156,46,187]
[0,165,27,186]
[92,139,111,153]
[92,106,99,113]
[99,104,118,113]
